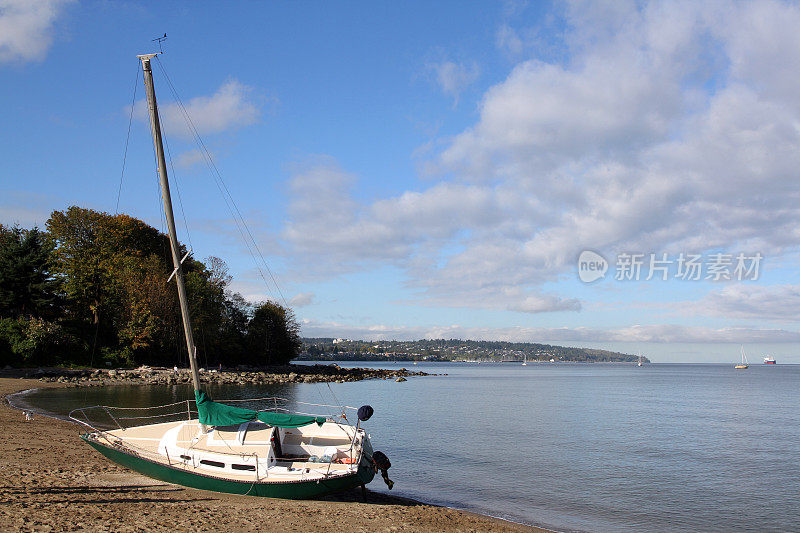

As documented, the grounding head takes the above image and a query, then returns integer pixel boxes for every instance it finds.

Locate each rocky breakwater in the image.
[14,364,434,387]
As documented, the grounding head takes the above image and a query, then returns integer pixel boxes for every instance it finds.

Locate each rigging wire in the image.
[140,63,191,371]
[147,58,348,419]
[152,145,180,367]
[153,56,288,307]
[115,67,140,214]
[324,381,345,418]
[158,63,286,306]
[161,121,196,371]
[161,121,194,252]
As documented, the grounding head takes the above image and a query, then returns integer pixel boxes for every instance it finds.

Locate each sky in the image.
[3,0,800,362]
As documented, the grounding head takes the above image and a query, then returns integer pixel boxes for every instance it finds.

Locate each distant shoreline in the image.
[301,337,645,363]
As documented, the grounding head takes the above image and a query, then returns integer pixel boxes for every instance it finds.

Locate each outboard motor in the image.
[356,406,393,489]
[357,405,373,421]
[372,450,393,490]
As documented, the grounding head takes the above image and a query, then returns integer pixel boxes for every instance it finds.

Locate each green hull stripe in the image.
[81,435,375,499]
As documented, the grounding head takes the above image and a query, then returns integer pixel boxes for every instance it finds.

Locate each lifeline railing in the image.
[68,397,359,434]
[71,397,367,487]
[69,400,196,433]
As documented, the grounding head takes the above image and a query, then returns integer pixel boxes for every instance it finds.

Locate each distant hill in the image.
[299,338,648,363]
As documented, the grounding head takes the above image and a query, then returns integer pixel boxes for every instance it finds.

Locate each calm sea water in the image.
[15,362,800,533]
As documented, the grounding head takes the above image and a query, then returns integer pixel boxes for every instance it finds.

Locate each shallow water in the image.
[18,362,800,533]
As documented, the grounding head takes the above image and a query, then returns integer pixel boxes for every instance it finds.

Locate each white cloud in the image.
[698,284,800,322]
[427,60,479,106]
[175,149,208,169]
[411,284,581,314]
[501,0,528,19]
[135,79,259,139]
[496,24,524,55]
[283,1,800,319]
[299,318,800,344]
[0,0,71,64]
[289,292,314,307]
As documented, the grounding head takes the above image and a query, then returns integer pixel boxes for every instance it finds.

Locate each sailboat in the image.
[522,354,527,366]
[735,345,749,369]
[637,354,643,367]
[71,53,390,498]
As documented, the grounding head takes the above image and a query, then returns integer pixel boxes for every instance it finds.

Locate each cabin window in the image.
[179,455,191,461]
[199,459,225,468]
[232,464,256,471]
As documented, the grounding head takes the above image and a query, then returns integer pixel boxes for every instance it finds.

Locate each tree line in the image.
[300,338,642,363]
[0,206,300,369]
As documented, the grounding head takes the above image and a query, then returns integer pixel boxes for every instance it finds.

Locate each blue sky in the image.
[4,0,800,362]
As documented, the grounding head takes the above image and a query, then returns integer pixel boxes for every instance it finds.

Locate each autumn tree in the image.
[1,206,302,368]
[46,207,172,329]
[45,207,178,364]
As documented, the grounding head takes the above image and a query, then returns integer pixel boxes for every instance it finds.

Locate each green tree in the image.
[217,290,249,365]
[0,226,61,319]
[246,301,301,365]
[185,256,230,366]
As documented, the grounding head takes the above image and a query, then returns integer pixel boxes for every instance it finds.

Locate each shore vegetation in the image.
[0,207,300,369]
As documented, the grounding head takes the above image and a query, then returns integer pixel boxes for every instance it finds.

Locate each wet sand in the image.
[0,377,550,532]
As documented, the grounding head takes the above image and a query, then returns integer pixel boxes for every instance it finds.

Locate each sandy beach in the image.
[0,377,549,532]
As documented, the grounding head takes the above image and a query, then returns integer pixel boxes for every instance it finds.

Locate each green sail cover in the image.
[194,390,325,428]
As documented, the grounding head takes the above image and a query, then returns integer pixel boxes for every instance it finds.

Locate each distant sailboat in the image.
[637,354,643,367]
[735,346,749,369]
[522,354,527,366]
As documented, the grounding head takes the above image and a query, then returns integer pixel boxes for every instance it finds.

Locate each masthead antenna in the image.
[152,33,167,54]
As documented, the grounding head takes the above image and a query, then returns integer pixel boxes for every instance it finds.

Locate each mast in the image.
[138,53,202,394]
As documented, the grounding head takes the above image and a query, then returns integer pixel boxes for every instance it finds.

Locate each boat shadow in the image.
[2,483,424,507]
[321,488,425,507]
[1,483,214,504]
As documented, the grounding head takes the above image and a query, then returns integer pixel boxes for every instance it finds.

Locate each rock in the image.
[108,369,118,377]
[395,377,407,382]
[288,372,298,381]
